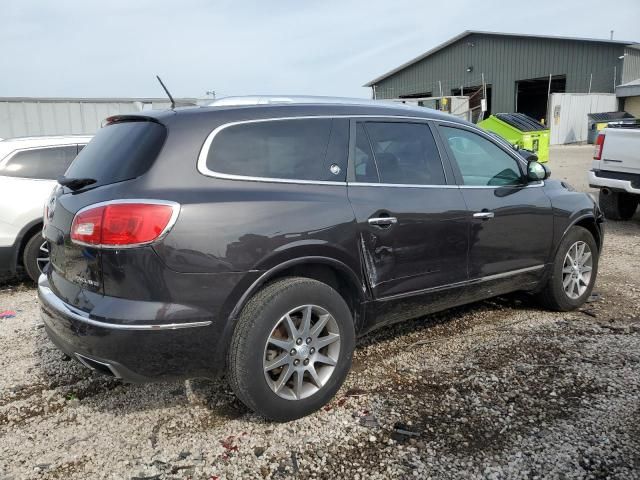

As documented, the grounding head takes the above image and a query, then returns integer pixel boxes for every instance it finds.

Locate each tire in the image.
[536,226,599,311]
[599,189,638,221]
[23,232,48,283]
[227,277,355,421]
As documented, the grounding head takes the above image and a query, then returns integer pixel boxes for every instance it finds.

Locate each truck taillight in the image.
[70,201,178,248]
[593,133,605,160]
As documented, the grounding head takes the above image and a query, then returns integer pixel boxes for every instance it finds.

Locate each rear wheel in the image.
[536,226,599,311]
[599,189,638,220]
[227,277,355,421]
[23,232,48,283]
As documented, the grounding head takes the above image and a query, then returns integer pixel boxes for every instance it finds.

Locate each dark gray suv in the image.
[38,98,603,421]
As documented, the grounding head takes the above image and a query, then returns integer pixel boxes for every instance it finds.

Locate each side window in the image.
[354,123,378,182]
[206,118,344,181]
[364,122,446,185]
[0,146,78,180]
[440,127,523,186]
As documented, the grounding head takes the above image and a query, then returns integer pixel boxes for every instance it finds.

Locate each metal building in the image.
[0,97,198,139]
[365,31,640,123]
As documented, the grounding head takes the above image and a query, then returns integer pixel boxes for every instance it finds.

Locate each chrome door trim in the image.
[377,264,545,302]
[473,212,495,219]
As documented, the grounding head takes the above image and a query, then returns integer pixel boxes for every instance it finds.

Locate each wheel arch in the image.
[230,256,367,324]
[16,219,43,269]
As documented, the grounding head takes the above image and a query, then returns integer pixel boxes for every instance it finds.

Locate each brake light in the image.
[593,133,605,160]
[70,202,178,247]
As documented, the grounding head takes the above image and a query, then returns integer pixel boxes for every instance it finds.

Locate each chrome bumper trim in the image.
[38,277,212,331]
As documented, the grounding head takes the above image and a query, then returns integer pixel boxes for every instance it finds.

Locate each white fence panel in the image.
[549,93,617,145]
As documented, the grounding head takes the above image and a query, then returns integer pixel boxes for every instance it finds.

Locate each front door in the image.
[436,123,553,294]
[347,119,469,329]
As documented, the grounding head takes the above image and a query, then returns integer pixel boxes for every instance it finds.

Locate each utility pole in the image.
[588,73,592,94]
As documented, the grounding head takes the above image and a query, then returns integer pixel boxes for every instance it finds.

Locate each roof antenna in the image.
[156,75,175,109]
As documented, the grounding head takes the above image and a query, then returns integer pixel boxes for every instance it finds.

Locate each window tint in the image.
[206,119,338,181]
[364,122,446,185]
[65,121,166,188]
[440,127,523,186]
[0,146,77,180]
[354,123,378,182]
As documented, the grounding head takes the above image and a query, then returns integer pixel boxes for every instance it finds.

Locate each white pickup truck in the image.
[588,127,640,220]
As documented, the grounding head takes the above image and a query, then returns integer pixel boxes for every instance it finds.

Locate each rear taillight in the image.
[70,201,178,247]
[593,133,605,160]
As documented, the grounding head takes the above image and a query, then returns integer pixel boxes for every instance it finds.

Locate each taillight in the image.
[70,201,178,247]
[593,133,605,160]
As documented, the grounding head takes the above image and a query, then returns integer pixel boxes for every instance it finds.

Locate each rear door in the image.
[347,118,469,326]
[435,122,553,286]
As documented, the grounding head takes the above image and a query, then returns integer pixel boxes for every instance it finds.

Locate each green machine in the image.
[478,113,550,162]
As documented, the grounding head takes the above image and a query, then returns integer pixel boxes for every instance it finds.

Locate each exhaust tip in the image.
[75,353,120,378]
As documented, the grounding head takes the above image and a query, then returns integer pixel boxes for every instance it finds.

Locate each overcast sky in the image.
[2,0,639,100]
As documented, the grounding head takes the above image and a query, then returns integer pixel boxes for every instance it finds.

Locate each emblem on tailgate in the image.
[74,276,99,288]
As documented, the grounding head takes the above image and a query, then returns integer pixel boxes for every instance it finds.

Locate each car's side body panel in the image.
[38,103,603,382]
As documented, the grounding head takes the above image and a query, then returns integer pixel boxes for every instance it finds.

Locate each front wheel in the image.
[227,277,355,421]
[536,226,599,311]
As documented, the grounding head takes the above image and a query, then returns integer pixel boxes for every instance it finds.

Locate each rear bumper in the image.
[38,275,221,382]
[589,170,640,194]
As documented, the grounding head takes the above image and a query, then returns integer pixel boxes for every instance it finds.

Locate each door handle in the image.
[473,211,495,220]
[368,217,398,226]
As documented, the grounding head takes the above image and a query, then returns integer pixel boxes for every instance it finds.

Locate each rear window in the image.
[205,118,345,181]
[65,121,166,188]
[0,146,78,180]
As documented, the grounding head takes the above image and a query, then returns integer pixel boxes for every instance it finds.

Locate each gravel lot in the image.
[1,145,639,480]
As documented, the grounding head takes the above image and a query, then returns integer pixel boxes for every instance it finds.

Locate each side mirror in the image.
[527,161,551,181]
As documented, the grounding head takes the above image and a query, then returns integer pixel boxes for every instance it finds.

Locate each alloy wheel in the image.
[562,240,592,299]
[263,304,341,400]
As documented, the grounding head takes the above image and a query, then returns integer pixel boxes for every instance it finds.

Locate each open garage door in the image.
[516,75,566,124]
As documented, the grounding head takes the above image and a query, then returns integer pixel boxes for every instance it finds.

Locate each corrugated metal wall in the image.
[0,98,187,138]
[622,47,640,84]
[548,93,617,144]
[373,34,629,113]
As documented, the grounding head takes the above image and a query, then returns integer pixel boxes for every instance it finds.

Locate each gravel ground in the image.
[1,145,639,480]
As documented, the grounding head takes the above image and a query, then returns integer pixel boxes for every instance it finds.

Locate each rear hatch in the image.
[44,117,167,306]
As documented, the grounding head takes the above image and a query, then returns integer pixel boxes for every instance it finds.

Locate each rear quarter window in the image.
[204,118,347,182]
[0,146,78,180]
[65,121,166,188]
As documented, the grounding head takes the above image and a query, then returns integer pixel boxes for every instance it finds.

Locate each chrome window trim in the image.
[70,199,181,250]
[197,115,443,186]
[377,264,545,302]
[197,115,545,189]
[39,282,212,330]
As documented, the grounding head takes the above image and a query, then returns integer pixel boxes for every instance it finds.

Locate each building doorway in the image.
[515,75,566,124]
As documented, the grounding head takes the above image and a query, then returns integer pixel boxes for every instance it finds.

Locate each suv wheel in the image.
[536,226,599,311]
[227,277,355,421]
[599,189,638,220]
[23,232,49,283]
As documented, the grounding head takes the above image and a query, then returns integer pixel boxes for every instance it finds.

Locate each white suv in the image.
[0,135,91,282]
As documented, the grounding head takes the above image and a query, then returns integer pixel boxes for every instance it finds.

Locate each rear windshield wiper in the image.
[57,176,97,191]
